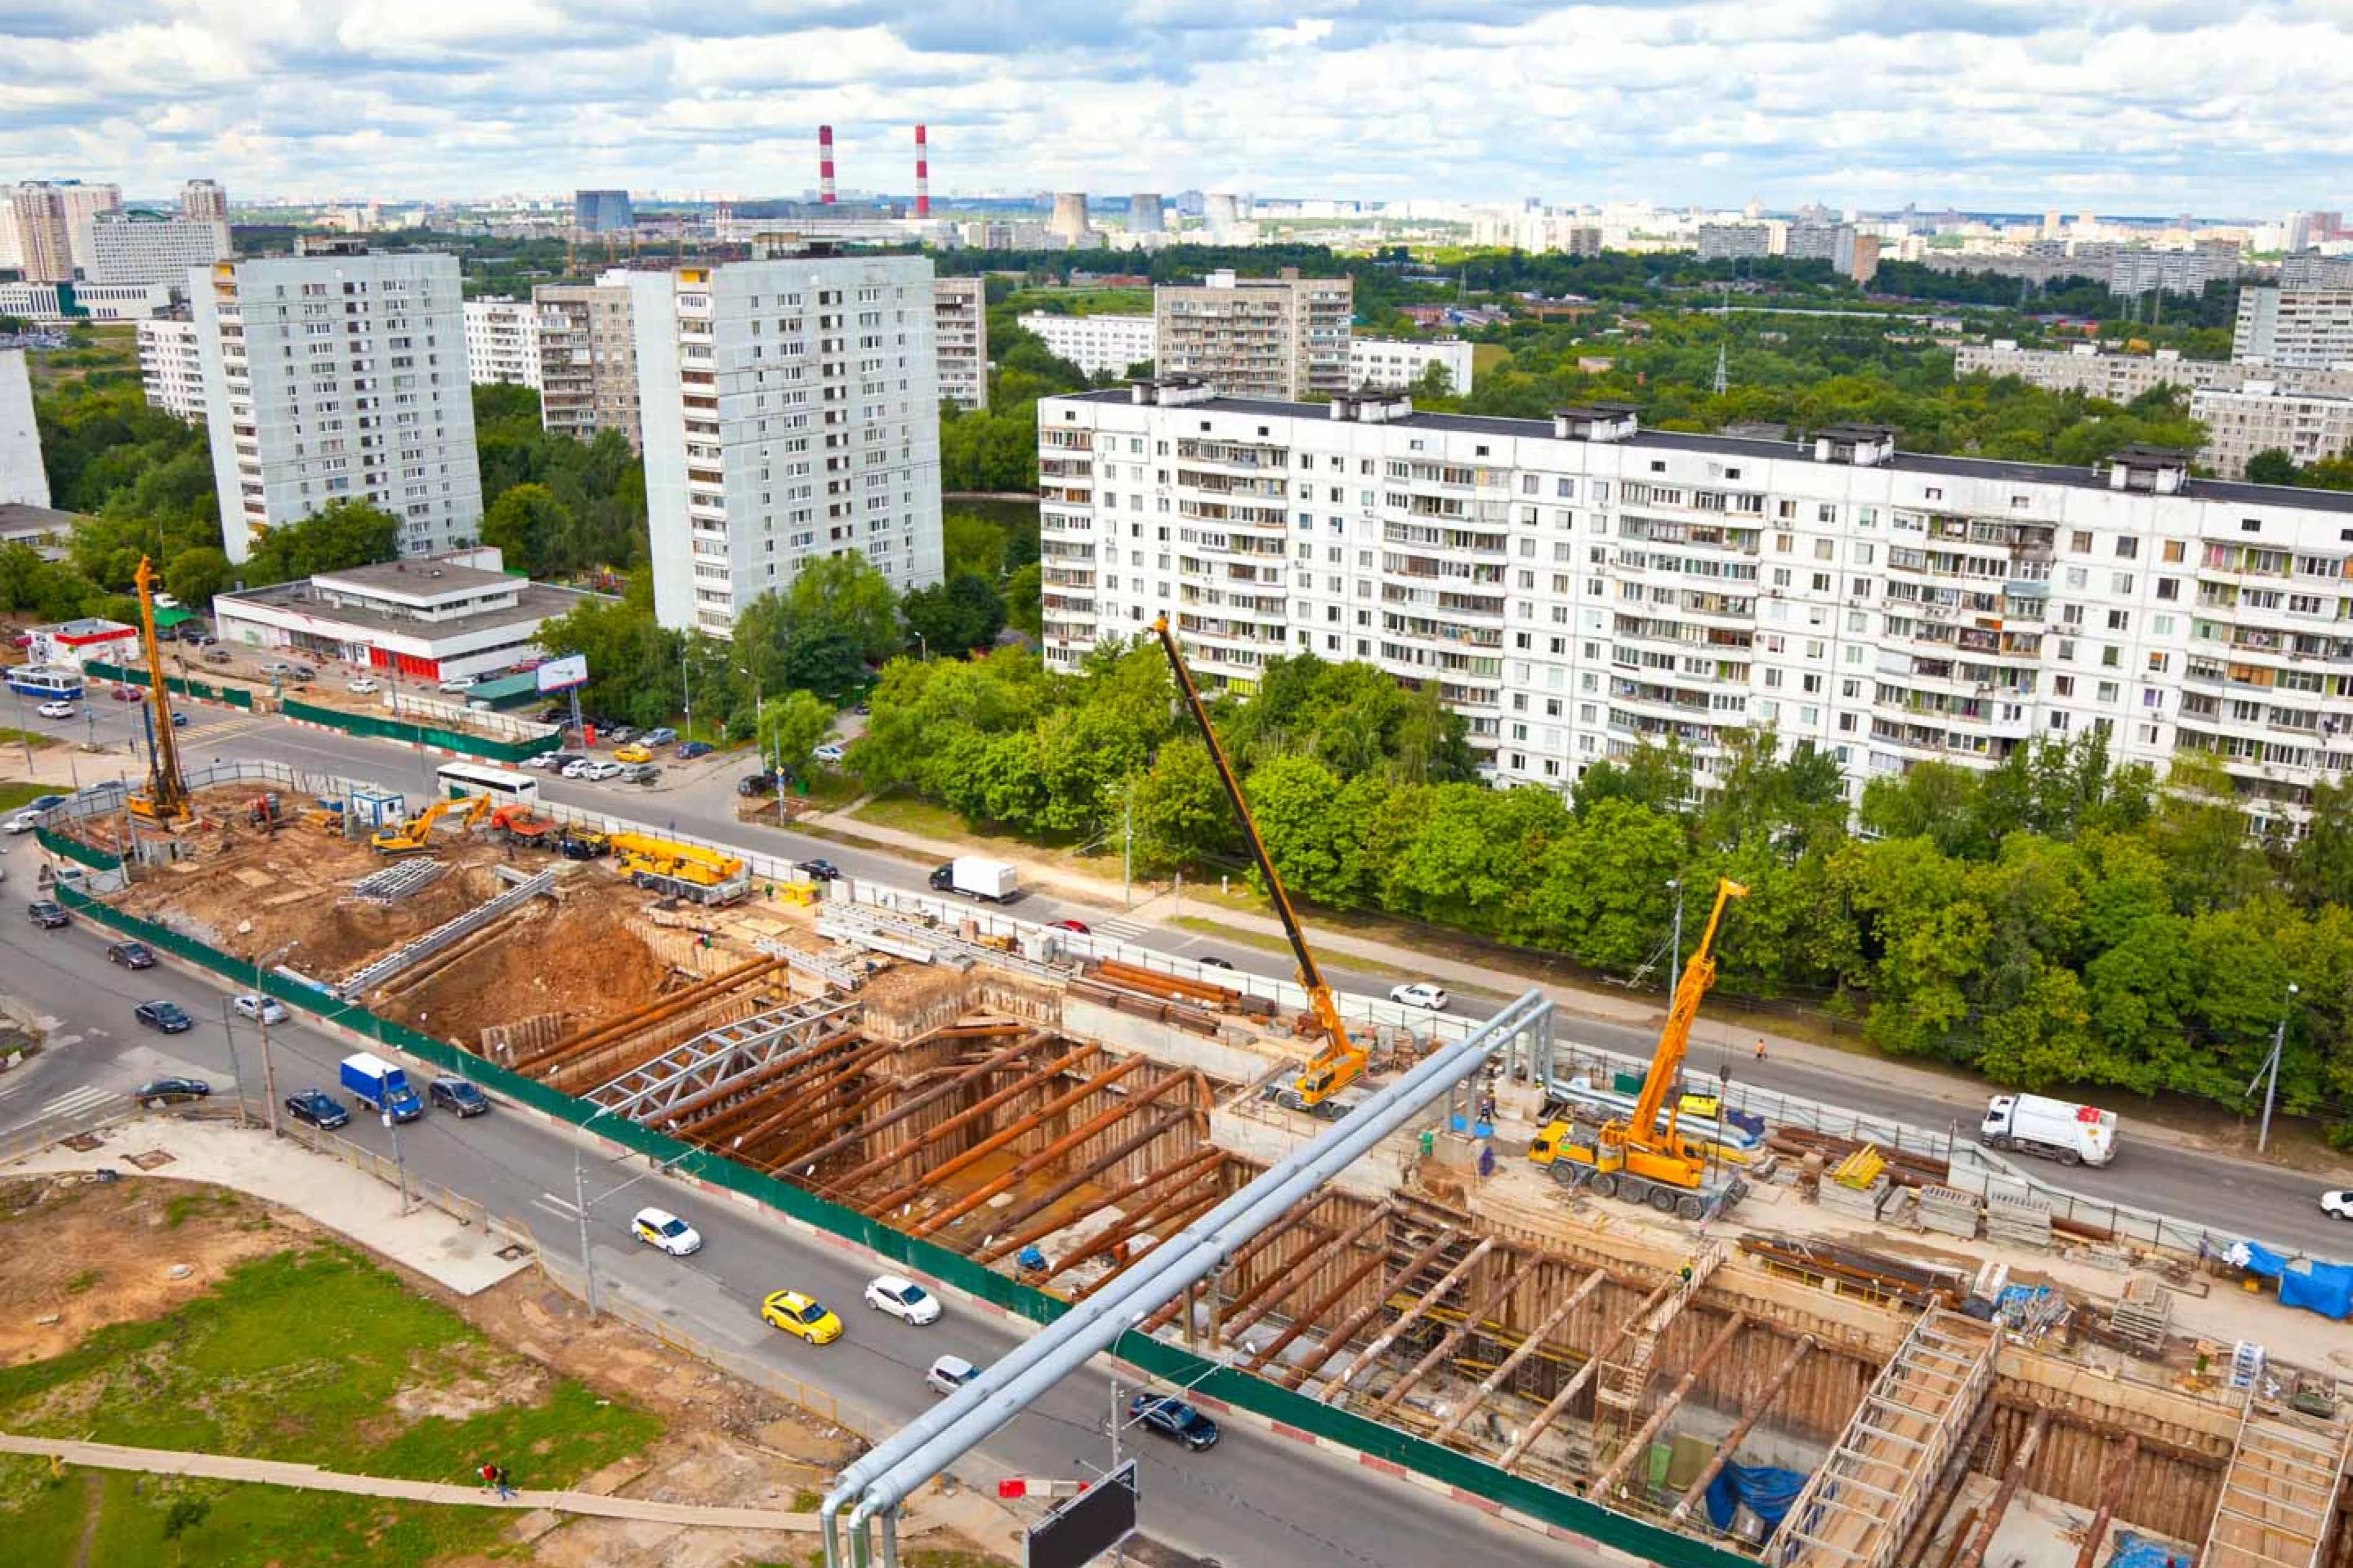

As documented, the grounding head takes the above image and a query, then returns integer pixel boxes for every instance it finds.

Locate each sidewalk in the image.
[0,1433,898,1533]
[4,1117,530,1296]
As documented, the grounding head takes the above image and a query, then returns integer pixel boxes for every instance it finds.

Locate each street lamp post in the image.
[1665,878,1685,995]
[254,940,298,1137]
[218,997,250,1129]
[2254,980,2301,1156]
[573,1106,685,1319]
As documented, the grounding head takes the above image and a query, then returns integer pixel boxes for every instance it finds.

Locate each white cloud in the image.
[0,0,2344,209]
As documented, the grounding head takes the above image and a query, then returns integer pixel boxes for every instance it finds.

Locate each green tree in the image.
[164,546,232,608]
[240,499,400,585]
[942,512,1009,579]
[1005,561,1043,637]
[1130,737,1236,871]
[758,689,836,775]
[2244,448,2300,486]
[479,483,574,576]
[903,573,1006,656]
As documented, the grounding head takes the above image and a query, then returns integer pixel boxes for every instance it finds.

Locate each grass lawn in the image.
[0,779,58,813]
[0,1242,663,1567]
[1471,342,1512,377]
[0,729,58,757]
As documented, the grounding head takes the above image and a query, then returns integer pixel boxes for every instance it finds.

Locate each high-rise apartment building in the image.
[1697,223,1772,261]
[574,189,634,235]
[1019,311,1156,379]
[136,317,209,423]
[1348,336,1475,394]
[0,349,50,508]
[2191,383,2353,479]
[1958,341,2353,402]
[462,297,543,389]
[1153,268,1353,400]
[2234,286,2353,368]
[181,179,228,224]
[52,181,122,272]
[191,246,482,564]
[84,211,230,286]
[932,275,988,410]
[6,184,74,283]
[1039,381,2353,833]
[534,271,641,453]
[630,249,943,636]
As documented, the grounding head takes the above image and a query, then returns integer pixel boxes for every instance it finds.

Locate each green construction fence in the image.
[280,698,556,765]
[36,825,121,872]
[81,660,254,710]
[46,883,1747,1568]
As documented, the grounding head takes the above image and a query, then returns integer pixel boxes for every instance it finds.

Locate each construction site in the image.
[41,599,2353,1568]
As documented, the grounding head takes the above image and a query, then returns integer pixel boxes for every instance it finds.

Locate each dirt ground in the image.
[371,898,679,1047]
[0,1176,284,1366]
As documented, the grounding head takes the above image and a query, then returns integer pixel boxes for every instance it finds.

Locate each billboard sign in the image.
[1024,1462,1137,1568]
[535,653,588,694]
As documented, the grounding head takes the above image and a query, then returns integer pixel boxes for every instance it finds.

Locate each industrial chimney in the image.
[818,124,836,205]
[914,124,930,218]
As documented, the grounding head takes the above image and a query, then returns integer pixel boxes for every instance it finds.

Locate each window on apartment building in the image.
[2065,567,2088,589]
[2162,539,2185,562]
[1852,542,1875,564]
[1925,487,1942,501]
[1772,568,1792,587]
[2157,578,2179,601]
[1774,532,1794,553]
[2115,536,2138,560]
[1812,573,1832,591]
[2049,712,2072,733]
[2072,530,2092,552]
[2102,646,2121,669]
[2011,495,2032,510]
[1818,505,1837,523]
[1557,478,1575,498]
[2098,681,2120,704]
[2149,652,2169,673]
[1647,459,1665,473]
[2112,573,2134,595]
[2055,675,2075,698]
[1775,499,1795,519]
[2241,519,2262,533]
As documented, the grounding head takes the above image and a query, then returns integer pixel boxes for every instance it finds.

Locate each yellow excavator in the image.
[1528,876,1750,1220]
[369,796,463,855]
[1151,615,1364,1110]
[126,556,191,825]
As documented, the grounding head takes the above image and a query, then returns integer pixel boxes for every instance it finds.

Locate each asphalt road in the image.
[0,868,1588,1568]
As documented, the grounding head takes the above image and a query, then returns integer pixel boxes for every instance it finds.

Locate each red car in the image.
[1046,919,1091,935]
[111,685,142,702]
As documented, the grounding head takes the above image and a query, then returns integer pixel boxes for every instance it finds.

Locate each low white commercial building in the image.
[1019,311,1155,379]
[1,348,49,508]
[136,318,208,423]
[463,297,544,390]
[212,557,595,685]
[1349,336,1475,395]
[84,211,229,287]
[1040,381,2353,834]
[2192,383,2353,479]
[0,281,173,322]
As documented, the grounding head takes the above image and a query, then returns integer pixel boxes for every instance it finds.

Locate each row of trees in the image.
[473,385,649,578]
[851,642,2353,1142]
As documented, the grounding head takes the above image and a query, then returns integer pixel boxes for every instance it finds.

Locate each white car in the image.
[35,700,75,720]
[811,742,846,764]
[925,1354,980,1396]
[4,811,39,835]
[631,1206,702,1256]
[518,753,556,770]
[582,760,625,781]
[2323,1190,2353,1220]
[1389,982,1449,1012]
[560,759,595,779]
[232,993,287,1025]
[346,677,379,694]
[438,675,476,693]
[864,1274,942,1325]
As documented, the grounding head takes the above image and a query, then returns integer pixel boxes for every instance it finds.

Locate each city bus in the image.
[5,665,85,700]
[434,761,540,809]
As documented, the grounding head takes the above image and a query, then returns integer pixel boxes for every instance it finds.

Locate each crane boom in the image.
[1150,616,1364,1105]
[1616,876,1747,1159]
[129,555,191,823]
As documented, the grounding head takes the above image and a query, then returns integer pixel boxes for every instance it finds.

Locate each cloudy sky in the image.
[5,0,2348,213]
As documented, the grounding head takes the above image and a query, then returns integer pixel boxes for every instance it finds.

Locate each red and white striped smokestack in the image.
[914,123,930,218]
[818,124,836,205]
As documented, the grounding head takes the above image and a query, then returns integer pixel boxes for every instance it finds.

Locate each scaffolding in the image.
[2198,1397,2352,1568]
[1772,1308,2000,1568]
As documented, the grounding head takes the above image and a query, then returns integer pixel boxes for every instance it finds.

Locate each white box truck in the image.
[929,856,1019,903]
[1980,1093,2116,1167]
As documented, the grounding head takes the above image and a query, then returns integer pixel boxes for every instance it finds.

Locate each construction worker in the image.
[1753,1037,1767,1062]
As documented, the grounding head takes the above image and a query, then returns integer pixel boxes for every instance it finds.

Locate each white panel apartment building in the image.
[932,275,988,410]
[1154,269,1352,399]
[136,318,208,422]
[2234,286,2353,368]
[1040,382,2353,830]
[1019,311,1155,379]
[0,349,51,508]
[462,298,544,389]
[84,212,229,286]
[1349,336,1475,395]
[191,246,482,564]
[2192,384,2353,479]
[631,250,944,636]
[1956,341,2353,402]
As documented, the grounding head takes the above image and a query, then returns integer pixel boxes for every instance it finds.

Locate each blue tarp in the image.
[2108,1531,2191,1568]
[2230,1239,2290,1277]
[1704,1463,1806,1534]
[2279,1260,2353,1320]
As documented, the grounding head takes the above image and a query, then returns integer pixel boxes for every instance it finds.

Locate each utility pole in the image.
[385,1110,412,1215]
[574,1140,601,1316]
[1122,790,1134,909]
[2254,981,2300,1155]
[254,940,297,1138]
[1667,878,1685,995]
[218,998,249,1128]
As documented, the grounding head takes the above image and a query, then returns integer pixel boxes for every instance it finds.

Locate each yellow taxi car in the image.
[614,743,654,764]
[760,1289,843,1345]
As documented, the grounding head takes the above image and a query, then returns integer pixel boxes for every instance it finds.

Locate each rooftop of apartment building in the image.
[1048,386,2353,515]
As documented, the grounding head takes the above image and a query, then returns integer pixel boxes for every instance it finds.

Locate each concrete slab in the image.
[3,1118,531,1295]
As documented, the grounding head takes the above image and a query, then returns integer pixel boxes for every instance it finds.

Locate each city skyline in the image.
[5,2,2351,212]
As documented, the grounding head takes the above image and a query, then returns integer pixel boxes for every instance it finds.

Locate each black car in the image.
[27,900,69,929]
[736,772,777,797]
[1199,956,1235,971]
[133,1076,211,1104]
[134,1000,194,1033]
[1128,1393,1220,1451]
[284,1088,350,1130]
[429,1077,489,1117]
[106,940,156,969]
[796,858,841,882]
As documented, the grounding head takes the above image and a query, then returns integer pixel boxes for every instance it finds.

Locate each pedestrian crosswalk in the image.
[184,714,271,742]
[1095,913,1154,940]
[0,1083,121,1136]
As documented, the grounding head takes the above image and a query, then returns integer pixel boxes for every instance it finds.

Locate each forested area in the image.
[851,642,2353,1142]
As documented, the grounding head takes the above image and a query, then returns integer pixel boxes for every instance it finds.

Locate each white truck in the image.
[929,856,1019,903]
[1980,1093,2117,1167]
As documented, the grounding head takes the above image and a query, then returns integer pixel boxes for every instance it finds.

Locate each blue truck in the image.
[339,1052,424,1122]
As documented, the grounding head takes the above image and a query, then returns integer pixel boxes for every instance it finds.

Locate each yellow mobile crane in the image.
[1151,615,1364,1110]
[1528,876,1749,1220]
[126,556,191,825]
